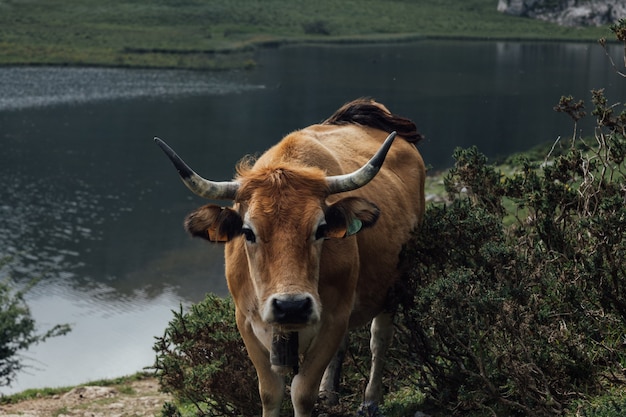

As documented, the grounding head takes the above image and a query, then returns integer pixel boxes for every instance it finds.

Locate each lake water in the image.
[1,40,625,395]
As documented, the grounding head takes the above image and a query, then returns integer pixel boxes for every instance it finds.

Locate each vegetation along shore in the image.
[0,0,614,70]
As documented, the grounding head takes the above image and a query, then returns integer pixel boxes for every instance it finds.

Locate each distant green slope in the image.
[0,0,611,69]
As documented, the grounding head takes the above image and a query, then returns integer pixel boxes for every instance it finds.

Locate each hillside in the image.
[0,0,611,69]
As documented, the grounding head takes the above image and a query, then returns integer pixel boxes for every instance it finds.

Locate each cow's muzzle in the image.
[269,294,316,325]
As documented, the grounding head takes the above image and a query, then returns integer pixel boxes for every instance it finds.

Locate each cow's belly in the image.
[348,209,420,328]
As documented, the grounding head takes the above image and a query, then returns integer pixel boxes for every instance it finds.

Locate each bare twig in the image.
[599,38,626,78]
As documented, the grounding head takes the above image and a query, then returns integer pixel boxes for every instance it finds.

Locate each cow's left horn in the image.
[326,131,397,194]
[154,137,239,200]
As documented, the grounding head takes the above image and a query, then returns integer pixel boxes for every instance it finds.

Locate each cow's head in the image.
[155,132,396,329]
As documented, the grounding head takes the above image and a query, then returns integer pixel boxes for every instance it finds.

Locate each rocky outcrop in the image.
[497,0,626,27]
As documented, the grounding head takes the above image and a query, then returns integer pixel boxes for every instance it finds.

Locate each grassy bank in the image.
[0,373,171,417]
[0,0,613,69]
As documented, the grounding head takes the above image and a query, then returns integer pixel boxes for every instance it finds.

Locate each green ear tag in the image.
[346,218,363,236]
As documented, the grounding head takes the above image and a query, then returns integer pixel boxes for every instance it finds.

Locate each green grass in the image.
[52,406,70,417]
[0,372,147,405]
[1,385,73,405]
[0,0,613,69]
[569,387,626,417]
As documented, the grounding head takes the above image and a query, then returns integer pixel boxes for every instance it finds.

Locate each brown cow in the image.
[156,99,425,417]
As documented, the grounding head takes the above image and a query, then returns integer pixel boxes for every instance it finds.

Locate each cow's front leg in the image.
[257,359,285,417]
[237,312,285,417]
[291,320,349,417]
[318,333,348,406]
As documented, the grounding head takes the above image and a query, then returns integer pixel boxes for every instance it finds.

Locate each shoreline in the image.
[0,33,612,71]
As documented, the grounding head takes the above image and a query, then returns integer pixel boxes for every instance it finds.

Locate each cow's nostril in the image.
[272,296,313,324]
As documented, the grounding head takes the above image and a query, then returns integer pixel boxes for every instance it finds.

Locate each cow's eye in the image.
[242,227,256,243]
[315,223,328,241]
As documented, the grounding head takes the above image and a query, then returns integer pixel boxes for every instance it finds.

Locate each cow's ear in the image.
[324,197,380,239]
[184,204,243,243]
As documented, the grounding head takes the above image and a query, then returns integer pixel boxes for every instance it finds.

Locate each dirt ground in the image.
[0,377,171,417]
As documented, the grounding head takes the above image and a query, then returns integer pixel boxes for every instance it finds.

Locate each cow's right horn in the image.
[326,131,397,194]
[155,137,239,200]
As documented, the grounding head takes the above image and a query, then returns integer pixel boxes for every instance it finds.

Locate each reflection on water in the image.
[14,280,185,392]
[1,40,626,395]
[2,173,107,280]
[0,67,265,111]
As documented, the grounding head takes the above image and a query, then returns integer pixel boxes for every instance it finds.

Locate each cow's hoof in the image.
[318,390,339,406]
[357,401,384,417]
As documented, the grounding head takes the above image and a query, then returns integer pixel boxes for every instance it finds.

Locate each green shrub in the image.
[153,295,260,417]
[571,388,626,417]
[0,262,71,388]
[398,88,626,416]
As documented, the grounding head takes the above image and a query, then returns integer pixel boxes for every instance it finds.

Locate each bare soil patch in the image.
[0,377,170,417]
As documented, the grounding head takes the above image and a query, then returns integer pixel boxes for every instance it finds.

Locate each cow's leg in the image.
[359,311,394,415]
[291,321,349,417]
[236,313,284,417]
[318,332,348,405]
[257,361,285,417]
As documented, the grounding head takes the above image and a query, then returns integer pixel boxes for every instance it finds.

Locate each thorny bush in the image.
[153,295,260,417]
[399,87,626,416]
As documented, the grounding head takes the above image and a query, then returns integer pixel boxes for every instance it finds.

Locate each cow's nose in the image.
[272,295,313,324]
